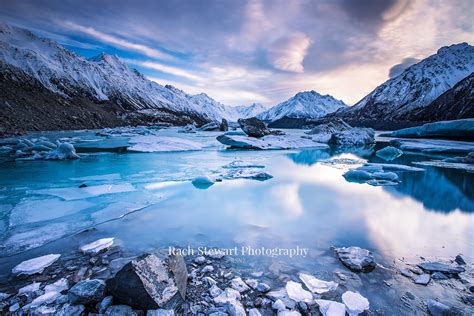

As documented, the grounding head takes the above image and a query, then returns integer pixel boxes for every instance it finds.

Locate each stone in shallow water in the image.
[342,291,369,316]
[414,274,431,286]
[106,254,180,309]
[230,277,250,293]
[44,278,68,293]
[105,305,138,316]
[285,281,312,304]
[79,238,114,254]
[68,279,106,304]
[426,299,460,316]
[147,309,175,316]
[418,262,465,274]
[431,272,448,280]
[238,117,271,138]
[315,299,346,316]
[376,146,403,161]
[12,254,61,275]
[335,247,376,272]
[298,273,338,294]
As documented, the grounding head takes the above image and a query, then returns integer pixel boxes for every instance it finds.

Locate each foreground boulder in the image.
[106,254,186,309]
[238,117,271,138]
[68,279,106,304]
[335,247,376,272]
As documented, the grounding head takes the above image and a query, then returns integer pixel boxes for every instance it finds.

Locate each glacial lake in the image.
[0,127,473,313]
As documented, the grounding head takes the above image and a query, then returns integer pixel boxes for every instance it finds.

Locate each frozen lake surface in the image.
[0,127,472,313]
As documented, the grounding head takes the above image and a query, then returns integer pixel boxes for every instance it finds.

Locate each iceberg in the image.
[44,143,79,160]
[390,139,474,154]
[223,168,273,181]
[12,254,61,275]
[191,176,216,189]
[127,135,203,152]
[285,281,313,303]
[298,273,338,294]
[217,134,327,150]
[341,291,369,316]
[375,146,403,161]
[328,128,375,147]
[343,165,399,186]
[385,118,474,140]
[79,238,114,254]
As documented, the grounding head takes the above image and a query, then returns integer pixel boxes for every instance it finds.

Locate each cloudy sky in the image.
[1,0,473,106]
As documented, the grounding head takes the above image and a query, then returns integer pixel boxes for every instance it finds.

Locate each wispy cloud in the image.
[268,33,311,73]
[60,21,173,60]
[125,59,200,81]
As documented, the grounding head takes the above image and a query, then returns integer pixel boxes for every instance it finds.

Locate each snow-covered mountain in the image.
[0,23,254,130]
[257,91,347,122]
[332,43,474,128]
[233,103,267,119]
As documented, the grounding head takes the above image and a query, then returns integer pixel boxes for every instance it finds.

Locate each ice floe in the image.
[18,282,41,295]
[33,183,135,200]
[315,299,346,316]
[341,291,369,316]
[413,160,474,172]
[385,118,474,140]
[127,136,203,152]
[12,254,61,275]
[217,134,327,150]
[285,281,312,303]
[222,168,273,181]
[298,273,338,294]
[80,238,114,254]
[69,173,121,181]
[191,176,216,189]
[343,165,399,186]
[375,146,403,161]
[9,198,93,226]
[222,160,265,169]
[390,139,474,154]
[328,128,375,147]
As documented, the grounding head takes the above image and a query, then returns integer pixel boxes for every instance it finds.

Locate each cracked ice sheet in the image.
[32,183,135,201]
[9,198,94,227]
[91,201,148,223]
[127,135,203,152]
[413,160,474,172]
[69,173,121,181]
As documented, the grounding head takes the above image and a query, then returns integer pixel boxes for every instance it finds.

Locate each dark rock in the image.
[297,301,308,313]
[335,246,376,272]
[79,183,88,188]
[68,279,106,305]
[431,272,448,280]
[98,295,114,313]
[57,303,85,315]
[462,295,474,305]
[106,254,182,310]
[426,299,462,316]
[455,254,466,265]
[469,285,474,293]
[219,119,229,132]
[418,262,465,275]
[414,274,431,286]
[237,118,271,138]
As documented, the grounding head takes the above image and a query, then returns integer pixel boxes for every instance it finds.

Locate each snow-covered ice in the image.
[127,135,203,152]
[18,282,41,295]
[341,291,370,316]
[222,168,273,181]
[217,134,327,150]
[69,173,121,181]
[285,281,313,303]
[79,238,114,254]
[315,299,347,316]
[91,202,147,222]
[298,273,338,294]
[44,278,68,293]
[12,254,61,275]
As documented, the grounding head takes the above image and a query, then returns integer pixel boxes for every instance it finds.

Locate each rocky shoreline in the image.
[0,238,472,315]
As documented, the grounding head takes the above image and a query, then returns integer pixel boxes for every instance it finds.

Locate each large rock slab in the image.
[418,262,465,275]
[238,117,271,138]
[106,254,184,309]
[335,247,376,272]
[68,279,106,304]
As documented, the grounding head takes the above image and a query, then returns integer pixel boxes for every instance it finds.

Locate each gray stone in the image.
[400,268,414,279]
[335,246,376,272]
[98,295,114,313]
[68,279,105,304]
[106,254,181,310]
[256,283,271,293]
[414,274,431,286]
[105,305,138,316]
[147,309,175,316]
[431,272,448,280]
[169,254,188,300]
[57,303,85,315]
[238,118,271,138]
[418,262,465,275]
[426,299,461,316]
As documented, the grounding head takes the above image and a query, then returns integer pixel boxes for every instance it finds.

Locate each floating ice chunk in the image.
[12,254,61,275]
[366,163,424,172]
[298,273,338,294]
[343,165,399,186]
[9,198,93,226]
[128,136,203,152]
[315,299,346,316]
[376,146,403,161]
[223,168,273,181]
[70,173,121,181]
[34,183,135,200]
[390,139,474,154]
[328,128,375,147]
[341,291,369,316]
[44,278,68,293]
[44,143,79,160]
[223,160,265,169]
[285,281,312,303]
[178,124,197,133]
[386,119,474,140]
[413,160,474,172]
[18,282,41,295]
[79,238,114,254]
[217,134,327,150]
[192,176,215,189]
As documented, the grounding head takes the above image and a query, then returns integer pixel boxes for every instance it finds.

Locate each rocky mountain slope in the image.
[0,23,259,134]
[329,43,474,129]
[257,91,347,124]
